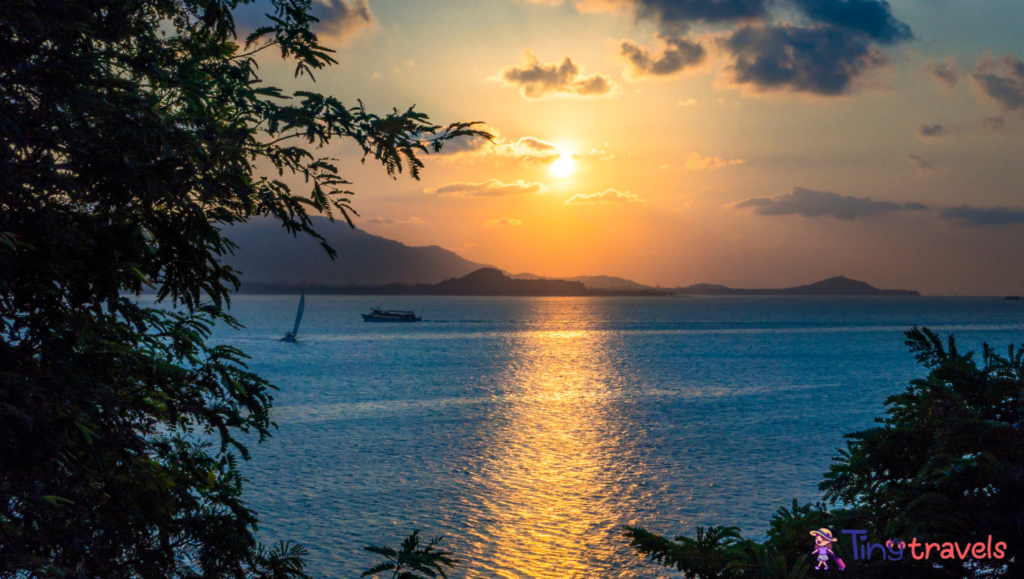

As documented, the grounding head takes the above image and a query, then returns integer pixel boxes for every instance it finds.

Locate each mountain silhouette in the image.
[222,221,919,296]
[223,216,491,287]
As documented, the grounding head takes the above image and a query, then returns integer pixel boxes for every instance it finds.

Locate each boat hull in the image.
[361,314,421,322]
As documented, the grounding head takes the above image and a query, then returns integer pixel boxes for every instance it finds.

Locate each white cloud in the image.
[684,152,745,170]
[425,179,546,197]
[565,188,644,204]
[485,217,524,227]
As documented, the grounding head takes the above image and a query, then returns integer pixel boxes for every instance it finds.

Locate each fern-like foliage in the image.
[362,530,457,579]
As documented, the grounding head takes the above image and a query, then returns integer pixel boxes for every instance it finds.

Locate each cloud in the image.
[232,0,375,41]
[495,51,621,99]
[565,189,644,204]
[678,98,699,105]
[979,115,1006,132]
[972,53,1024,113]
[925,57,961,89]
[576,0,910,97]
[734,187,927,219]
[628,0,771,26]
[907,154,931,170]
[312,0,375,38]
[507,137,562,163]
[619,34,706,78]
[425,179,546,197]
[684,152,745,169]
[364,216,425,225]
[435,128,496,156]
[789,0,912,43]
[523,0,911,98]
[438,126,563,164]
[938,205,1024,227]
[719,24,890,96]
[916,124,945,137]
[485,217,524,227]
[585,0,910,39]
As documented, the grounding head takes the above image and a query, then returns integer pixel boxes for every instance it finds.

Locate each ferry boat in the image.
[361,307,422,322]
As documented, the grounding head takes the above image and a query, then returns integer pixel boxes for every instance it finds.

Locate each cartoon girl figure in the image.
[810,528,844,570]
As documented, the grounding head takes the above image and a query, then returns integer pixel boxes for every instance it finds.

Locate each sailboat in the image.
[281,291,305,342]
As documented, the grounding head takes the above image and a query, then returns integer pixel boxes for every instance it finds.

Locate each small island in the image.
[674,276,920,296]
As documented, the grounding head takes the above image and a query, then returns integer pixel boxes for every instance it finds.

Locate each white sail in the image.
[291,291,305,336]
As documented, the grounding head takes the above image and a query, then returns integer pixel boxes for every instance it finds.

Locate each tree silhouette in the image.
[0,0,487,576]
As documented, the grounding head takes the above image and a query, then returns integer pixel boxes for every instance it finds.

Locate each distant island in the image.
[509,272,655,291]
[674,276,920,296]
[240,268,674,297]
[239,269,919,297]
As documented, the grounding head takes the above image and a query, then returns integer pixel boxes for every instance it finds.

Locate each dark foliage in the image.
[0,0,487,577]
[361,530,456,579]
[625,328,1024,578]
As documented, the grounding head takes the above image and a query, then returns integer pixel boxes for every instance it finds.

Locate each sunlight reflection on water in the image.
[461,327,641,578]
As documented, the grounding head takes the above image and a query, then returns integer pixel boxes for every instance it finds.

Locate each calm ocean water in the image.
[185,296,1024,578]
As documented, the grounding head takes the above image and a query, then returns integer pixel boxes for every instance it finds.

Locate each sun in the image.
[550,155,576,178]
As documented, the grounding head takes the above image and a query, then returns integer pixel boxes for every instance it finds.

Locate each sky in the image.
[235,0,1024,295]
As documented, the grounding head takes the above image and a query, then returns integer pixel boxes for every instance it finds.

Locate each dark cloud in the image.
[614,34,704,76]
[620,34,706,77]
[789,0,912,43]
[979,115,1006,132]
[925,58,961,89]
[313,0,374,37]
[632,0,771,27]
[591,0,911,97]
[719,25,889,95]
[907,155,931,170]
[233,0,375,39]
[972,53,1024,113]
[735,187,927,219]
[938,205,1024,227]
[916,124,945,137]
[496,52,621,99]
[600,0,912,39]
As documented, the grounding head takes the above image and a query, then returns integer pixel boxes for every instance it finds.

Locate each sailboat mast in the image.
[292,291,305,336]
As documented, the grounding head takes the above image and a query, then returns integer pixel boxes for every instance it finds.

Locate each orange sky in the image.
[237,0,1024,295]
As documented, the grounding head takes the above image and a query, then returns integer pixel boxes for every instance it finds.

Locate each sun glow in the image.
[550,155,576,178]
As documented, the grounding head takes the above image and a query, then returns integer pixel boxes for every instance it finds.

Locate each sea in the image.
[191,295,1024,578]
